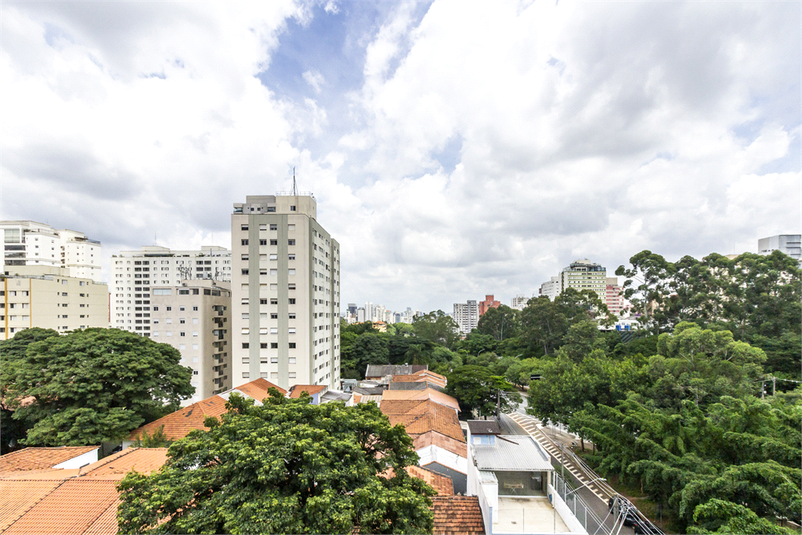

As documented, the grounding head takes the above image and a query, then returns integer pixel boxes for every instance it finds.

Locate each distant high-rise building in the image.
[453,300,478,335]
[1,266,109,340]
[540,259,607,301]
[111,245,231,336]
[231,193,340,390]
[478,295,501,316]
[605,277,626,318]
[758,234,801,262]
[1,221,102,281]
[357,307,366,323]
[539,276,560,300]
[150,280,232,403]
[510,295,534,310]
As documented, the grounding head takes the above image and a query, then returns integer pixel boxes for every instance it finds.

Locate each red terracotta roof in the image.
[3,479,120,535]
[0,447,98,472]
[80,447,168,479]
[128,395,228,441]
[235,377,287,400]
[415,432,468,458]
[381,389,460,412]
[288,384,328,398]
[407,465,454,496]
[432,496,485,535]
[0,448,169,535]
[383,401,465,443]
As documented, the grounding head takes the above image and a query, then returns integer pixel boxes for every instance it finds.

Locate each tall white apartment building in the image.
[1,221,102,281]
[1,266,109,340]
[511,294,535,310]
[111,245,231,336]
[231,194,340,390]
[453,300,478,335]
[758,234,801,262]
[540,259,607,302]
[150,280,232,403]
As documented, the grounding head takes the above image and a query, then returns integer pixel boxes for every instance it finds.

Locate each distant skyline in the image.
[3,0,800,312]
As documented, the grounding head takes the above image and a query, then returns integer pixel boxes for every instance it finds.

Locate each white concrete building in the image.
[540,260,607,302]
[453,300,478,335]
[1,221,102,281]
[758,234,801,262]
[1,266,109,340]
[111,245,231,336]
[231,194,340,390]
[510,295,534,310]
[150,280,232,403]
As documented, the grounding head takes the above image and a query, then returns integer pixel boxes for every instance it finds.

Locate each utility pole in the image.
[772,375,776,396]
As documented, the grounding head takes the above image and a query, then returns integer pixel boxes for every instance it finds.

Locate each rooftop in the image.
[0,447,98,472]
[467,420,502,435]
[432,496,485,535]
[472,435,553,472]
[381,388,460,412]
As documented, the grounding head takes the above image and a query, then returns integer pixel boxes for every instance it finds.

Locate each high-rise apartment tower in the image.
[231,194,340,390]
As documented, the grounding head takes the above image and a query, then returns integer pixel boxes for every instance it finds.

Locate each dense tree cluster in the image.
[1,327,193,448]
[339,248,801,533]
[117,391,434,534]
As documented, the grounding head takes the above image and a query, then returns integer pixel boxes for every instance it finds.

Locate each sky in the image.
[2,0,800,313]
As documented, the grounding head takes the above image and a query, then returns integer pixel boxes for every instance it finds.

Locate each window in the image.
[180,318,186,324]
[270,224,277,230]
[242,372,250,378]
[242,343,249,349]
[180,332,186,337]
[270,239,278,246]
[193,318,199,324]
[260,239,267,246]
[270,269,278,275]
[241,254,249,260]
[259,224,267,231]
[289,298,296,304]
[271,342,278,348]
[270,328,278,334]
[289,357,296,363]
[166,318,172,324]
[288,224,295,230]
[289,342,296,348]
[193,370,199,375]
[179,306,185,311]
[271,313,278,319]
[242,313,249,320]
[153,306,159,311]
[241,239,249,245]
[288,283,296,290]
[270,298,278,305]
[290,205,296,211]
[288,328,296,334]
[260,299,267,305]
[260,343,268,349]
[288,254,295,260]
[289,313,296,319]
[269,254,278,260]
[289,372,297,379]
[271,357,278,363]
[241,224,249,230]
[288,240,295,246]
[288,269,296,275]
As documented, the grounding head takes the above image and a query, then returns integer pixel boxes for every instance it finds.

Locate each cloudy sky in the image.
[2,0,799,313]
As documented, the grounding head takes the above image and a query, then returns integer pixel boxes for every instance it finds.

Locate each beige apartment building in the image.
[1,221,102,281]
[1,265,109,340]
[231,194,340,390]
[149,280,232,403]
[540,259,607,302]
[111,245,231,336]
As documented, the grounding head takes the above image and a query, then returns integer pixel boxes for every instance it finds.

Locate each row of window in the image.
[242,342,297,349]
[241,239,296,246]
[240,224,295,231]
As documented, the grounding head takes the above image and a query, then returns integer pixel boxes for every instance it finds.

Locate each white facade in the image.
[453,300,478,335]
[111,245,231,336]
[1,266,109,340]
[540,260,607,302]
[231,194,340,390]
[510,294,534,310]
[1,221,102,282]
[150,280,232,403]
[758,234,801,262]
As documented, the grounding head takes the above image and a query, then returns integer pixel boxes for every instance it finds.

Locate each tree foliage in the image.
[117,390,434,534]
[446,365,521,418]
[1,327,193,445]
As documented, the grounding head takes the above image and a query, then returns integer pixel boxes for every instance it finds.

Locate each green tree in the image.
[348,332,391,378]
[446,365,521,418]
[117,391,434,534]
[475,305,521,341]
[412,310,460,349]
[1,328,193,445]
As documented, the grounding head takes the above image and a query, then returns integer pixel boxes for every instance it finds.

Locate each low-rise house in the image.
[381,388,460,412]
[365,364,429,382]
[125,378,286,446]
[467,421,586,535]
[0,447,167,534]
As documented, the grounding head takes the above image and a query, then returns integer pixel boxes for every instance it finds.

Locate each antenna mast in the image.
[291,167,298,196]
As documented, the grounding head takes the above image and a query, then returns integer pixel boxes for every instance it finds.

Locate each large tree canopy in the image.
[446,365,521,418]
[117,391,435,534]
[1,327,193,445]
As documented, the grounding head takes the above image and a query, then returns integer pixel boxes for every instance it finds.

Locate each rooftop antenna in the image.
[291,167,298,196]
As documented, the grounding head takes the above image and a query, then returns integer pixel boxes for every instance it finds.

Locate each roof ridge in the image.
[79,447,136,476]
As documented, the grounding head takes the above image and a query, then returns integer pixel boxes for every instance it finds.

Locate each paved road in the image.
[500,411,635,535]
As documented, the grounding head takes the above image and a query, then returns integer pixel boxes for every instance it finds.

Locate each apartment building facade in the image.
[111,245,231,336]
[149,280,232,403]
[478,295,500,316]
[758,234,801,262]
[1,266,109,339]
[1,221,101,281]
[231,194,340,390]
[540,259,607,302]
[453,300,478,335]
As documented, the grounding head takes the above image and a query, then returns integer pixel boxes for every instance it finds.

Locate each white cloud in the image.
[2,0,799,312]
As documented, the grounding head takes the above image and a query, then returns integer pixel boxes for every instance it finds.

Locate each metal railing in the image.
[553,473,611,535]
